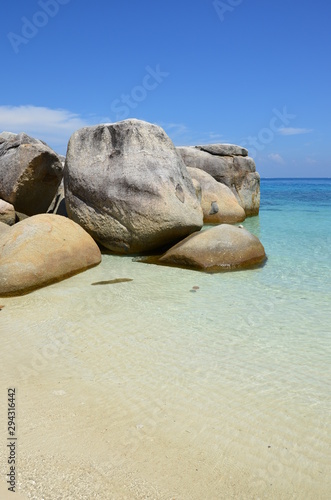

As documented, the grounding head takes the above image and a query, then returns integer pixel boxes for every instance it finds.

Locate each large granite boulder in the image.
[150,224,266,272]
[0,214,101,296]
[0,199,16,225]
[0,132,63,216]
[64,119,203,254]
[187,167,246,224]
[177,145,260,216]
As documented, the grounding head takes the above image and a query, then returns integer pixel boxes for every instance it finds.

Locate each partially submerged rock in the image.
[0,214,101,296]
[0,132,63,215]
[177,145,260,216]
[143,224,266,272]
[64,119,203,254]
[187,167,246,224]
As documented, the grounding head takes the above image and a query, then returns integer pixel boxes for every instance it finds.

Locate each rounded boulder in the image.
[0,214,101,296]
[187,167,246,223]
[64,119,203,254]
[158,224,266,271]
[0,133,63,215]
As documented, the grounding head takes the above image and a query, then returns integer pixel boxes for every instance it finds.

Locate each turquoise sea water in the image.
[1,178,330,499]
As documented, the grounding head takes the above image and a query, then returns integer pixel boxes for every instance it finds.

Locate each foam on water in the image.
[0,179,330,499]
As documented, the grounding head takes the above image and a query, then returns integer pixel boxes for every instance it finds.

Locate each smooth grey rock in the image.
[177,146,260,216]
[233,155,257,173]
[0,199,16,225]
[209,201,219,215]
[0,131,17,142]
[195,144,248,157]
[235,171,260,216]
[187,167,246,224]
[0,133,63,216]
[178,146,234,182]
[64,119,203,254]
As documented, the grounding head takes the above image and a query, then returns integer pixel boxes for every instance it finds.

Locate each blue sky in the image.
[1,0,330,177]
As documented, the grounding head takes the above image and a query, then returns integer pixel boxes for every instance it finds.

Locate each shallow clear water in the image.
[1,179,330,499]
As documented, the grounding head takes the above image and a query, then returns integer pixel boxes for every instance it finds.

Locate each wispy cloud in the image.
[0,109,231,154]
[160,122,230,147]
[158,122,188,138]
[278,127,313,136]
[0,105,93,153]
[268,153,285,164]
[159,122,199,146]
[306,157,317,165]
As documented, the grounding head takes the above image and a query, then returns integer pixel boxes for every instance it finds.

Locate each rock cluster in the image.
[0,120,265,295]
[177,144,260,216]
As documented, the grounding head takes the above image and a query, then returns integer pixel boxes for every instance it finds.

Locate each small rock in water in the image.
[190,289,197,293]
[0,305,4,310]
[238,224,244,228]
[192,286,200,290]
[91,278,133,285]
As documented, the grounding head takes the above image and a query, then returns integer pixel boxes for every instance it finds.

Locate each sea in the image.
[0,178,330,499]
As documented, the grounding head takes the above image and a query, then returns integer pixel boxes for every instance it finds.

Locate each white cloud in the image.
[159,122,188,138]
[162,122,187,132]
[0,110,230,154]
[268,153,285,164]
[159,123,230,147]
[278,127,313,136]
[0,105,94,154]
[158,122,200,146]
